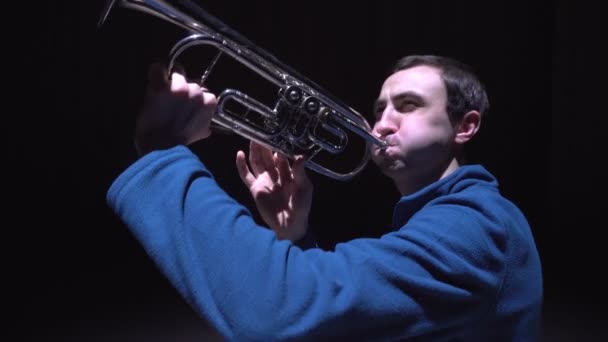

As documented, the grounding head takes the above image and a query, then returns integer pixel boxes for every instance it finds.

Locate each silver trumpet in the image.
[98,0,387,181]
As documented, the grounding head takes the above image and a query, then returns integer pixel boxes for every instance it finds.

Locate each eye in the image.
[395,99,418,113]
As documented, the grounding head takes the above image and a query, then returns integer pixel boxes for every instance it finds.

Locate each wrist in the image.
[294,229,318,250]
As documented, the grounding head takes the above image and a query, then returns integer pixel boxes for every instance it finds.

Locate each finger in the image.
[249,141,278,180]
[248,141,264,176]
[175,83,205,138]
[184,83,217,109]
[194,90,217,140]
[236,150,256,188]
[188,82,202,98]
[182,106,212,143]
[178,84,217,144]
[170,62,186,76]
[274,152,292,183]
[201,88,218,106]
[170,72,189,93]
[255,142,278,178]
[292,155,309,185]
[185,82,215,98]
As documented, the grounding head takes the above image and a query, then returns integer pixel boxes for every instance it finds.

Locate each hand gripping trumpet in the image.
[98,0,387,181]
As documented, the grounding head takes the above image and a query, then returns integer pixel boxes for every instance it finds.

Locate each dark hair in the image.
[390,55,490,121]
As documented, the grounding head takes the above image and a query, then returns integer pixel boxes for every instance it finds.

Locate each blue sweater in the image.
[107,146,543,341]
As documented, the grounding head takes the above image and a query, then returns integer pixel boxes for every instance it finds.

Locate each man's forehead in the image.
[380,66,443,97]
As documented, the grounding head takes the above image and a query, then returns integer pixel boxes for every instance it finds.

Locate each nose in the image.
[373,108,397,138]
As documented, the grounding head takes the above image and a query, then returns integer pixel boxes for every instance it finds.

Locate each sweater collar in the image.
[391,164,498,227]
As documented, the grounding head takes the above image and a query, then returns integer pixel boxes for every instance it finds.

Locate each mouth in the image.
[376,137,394,148]
[371,135,389,148]
[372,143,394,157]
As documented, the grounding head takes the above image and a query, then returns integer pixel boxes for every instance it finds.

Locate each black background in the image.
[10,0,606,340]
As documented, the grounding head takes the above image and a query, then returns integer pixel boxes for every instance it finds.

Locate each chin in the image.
[374,157,405,175]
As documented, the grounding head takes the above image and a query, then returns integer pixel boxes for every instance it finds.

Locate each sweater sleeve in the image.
[107,146,506,341]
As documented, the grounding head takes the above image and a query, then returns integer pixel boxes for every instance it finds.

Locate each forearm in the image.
[107,146,330,338]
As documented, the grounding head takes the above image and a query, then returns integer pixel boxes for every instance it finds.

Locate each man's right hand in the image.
[236,141,313,241]
[134,63,217,156]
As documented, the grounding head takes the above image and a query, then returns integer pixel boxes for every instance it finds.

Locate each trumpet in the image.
[98,0,387,181]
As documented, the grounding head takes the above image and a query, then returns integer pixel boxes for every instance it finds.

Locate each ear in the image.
[454,110,481,144]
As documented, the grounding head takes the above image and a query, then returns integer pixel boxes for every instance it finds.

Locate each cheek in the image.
[397,119,454,146]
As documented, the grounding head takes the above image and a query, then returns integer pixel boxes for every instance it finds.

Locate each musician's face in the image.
[370,65,457,181]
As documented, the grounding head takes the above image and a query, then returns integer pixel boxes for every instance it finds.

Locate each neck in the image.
[393,158,461,196]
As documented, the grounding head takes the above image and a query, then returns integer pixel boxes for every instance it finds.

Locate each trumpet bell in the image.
[99,0,387,181]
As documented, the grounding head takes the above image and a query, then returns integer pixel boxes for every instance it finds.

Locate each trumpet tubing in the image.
[98,0,387,181]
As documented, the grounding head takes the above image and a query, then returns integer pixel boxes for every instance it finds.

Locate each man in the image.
[107,55,543,341]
